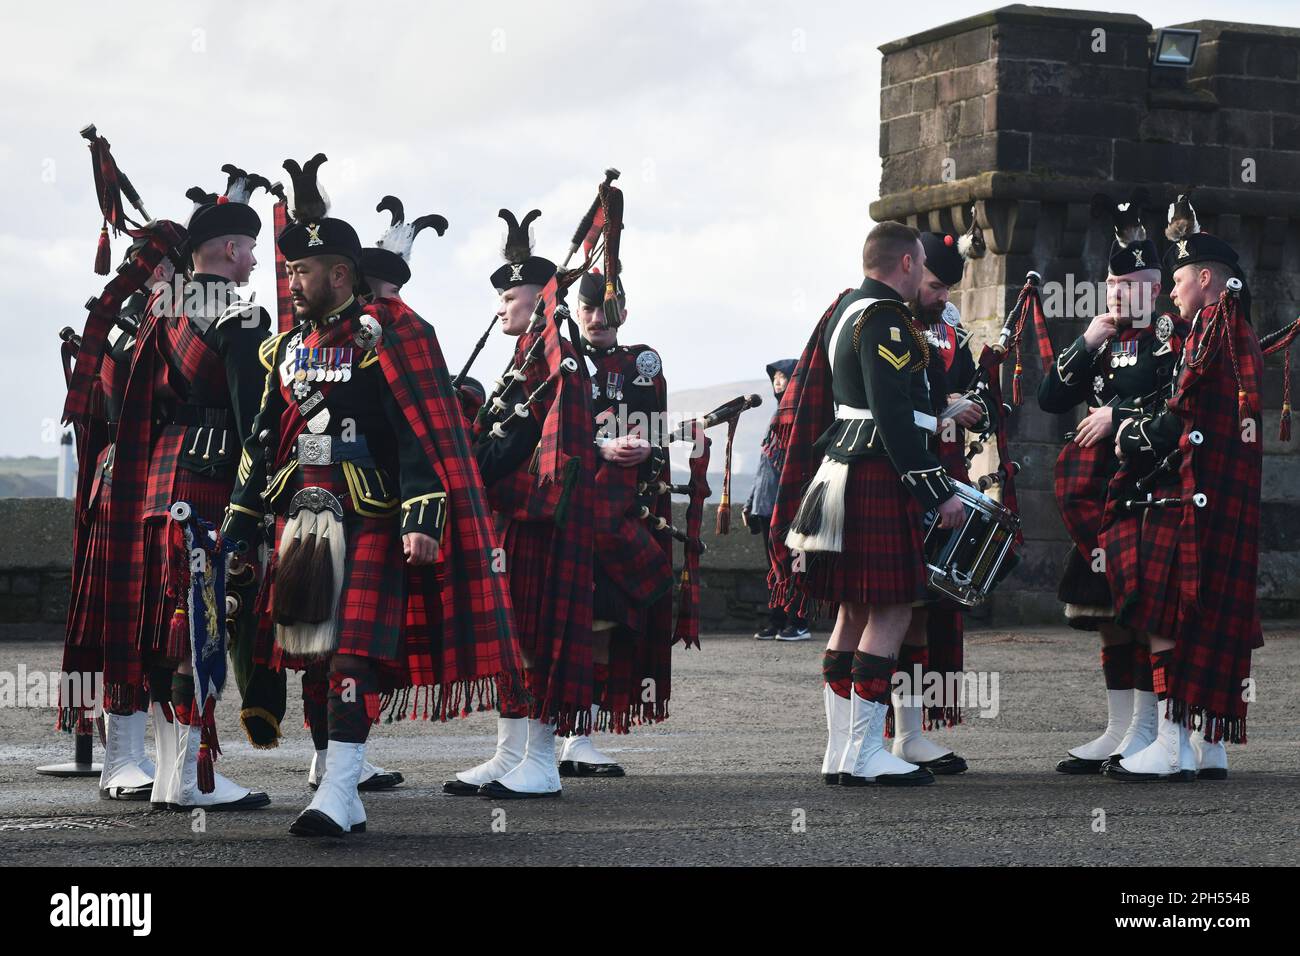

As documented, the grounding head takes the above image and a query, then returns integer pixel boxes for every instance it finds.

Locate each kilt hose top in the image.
[223,297,526,728]
[102,270,270,715]
[1099,298,1263,743]
[587,343,675,732]
[477,322,596,736]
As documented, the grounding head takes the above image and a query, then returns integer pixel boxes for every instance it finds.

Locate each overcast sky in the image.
[3,0,1296,458]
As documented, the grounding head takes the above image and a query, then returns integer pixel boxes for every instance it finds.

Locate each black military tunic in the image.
[222,297,446,548]
[818,277,955,510]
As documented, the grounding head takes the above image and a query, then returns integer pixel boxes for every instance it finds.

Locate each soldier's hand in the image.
[945,394,983,428]
[403,532,439,566]
[937,495,966,529]
[600,435,651,466]
[1074,406,1114,447]
[1083,313,1119,350]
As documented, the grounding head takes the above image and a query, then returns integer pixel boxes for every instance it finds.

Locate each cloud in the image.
[5,0,1297,456]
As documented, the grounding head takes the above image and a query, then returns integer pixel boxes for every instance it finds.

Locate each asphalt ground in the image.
[1,627,1296,866]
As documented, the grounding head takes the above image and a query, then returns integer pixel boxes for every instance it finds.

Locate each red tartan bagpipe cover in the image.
[1101,292,1263,743]
[766,289,854,614]
[476,284,596,734]
[58,258,166,730]
[68,226,187,717]
[367,297,527,720]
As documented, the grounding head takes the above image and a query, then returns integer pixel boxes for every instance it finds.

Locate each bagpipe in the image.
[471,170,624,451]
[64,125,186,429]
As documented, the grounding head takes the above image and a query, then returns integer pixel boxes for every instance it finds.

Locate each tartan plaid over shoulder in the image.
[766,289,854,612]
[1102,299,1262,743]
[369,298,526,715]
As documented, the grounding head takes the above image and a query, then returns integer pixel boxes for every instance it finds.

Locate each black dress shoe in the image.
[289,808,346,838]
[823,772,840,785]
[1103,763,1197,783]
[358,770,405,791]
[838,767,934,787]
[1055,756,1107,775]
[558,760,625,778]
[172,790,271,812]
[918,753,967,775]
[477,781,561,800]
[442,779,483,796]
[1197,768,1228,781]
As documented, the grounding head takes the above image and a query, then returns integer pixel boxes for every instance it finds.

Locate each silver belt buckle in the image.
[287,486,345,520]
[297,433,333,465]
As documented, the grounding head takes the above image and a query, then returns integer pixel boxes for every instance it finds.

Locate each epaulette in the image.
[217,299,264,329]
[955,326,973,350]
[258,332,286,372]
[850,300,905,353]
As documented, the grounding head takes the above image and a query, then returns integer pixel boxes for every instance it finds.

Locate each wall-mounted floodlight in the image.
[1153,28,1200,68]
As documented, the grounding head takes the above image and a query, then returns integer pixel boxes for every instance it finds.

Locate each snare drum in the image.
[922,480,1020,607]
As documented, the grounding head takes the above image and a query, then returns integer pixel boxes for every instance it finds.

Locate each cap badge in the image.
[509,263,525,282]
[1132,248,1145,268]
[1176,239,1189,259]
[306,224,324,248]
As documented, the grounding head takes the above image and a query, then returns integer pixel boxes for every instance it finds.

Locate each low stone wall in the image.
[0,497,73,640]
[4,496,1294,642]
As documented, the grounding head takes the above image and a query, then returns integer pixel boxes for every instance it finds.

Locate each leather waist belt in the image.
[169,404,230,427]
[296,434,373,466]
[835,405,937,433]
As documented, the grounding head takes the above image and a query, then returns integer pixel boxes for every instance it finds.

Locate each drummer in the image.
[890,231,995,776]
[773,221,964,787]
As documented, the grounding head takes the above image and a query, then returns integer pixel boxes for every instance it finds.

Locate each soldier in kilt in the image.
[1102,211,1263,782]
[769,221,967,787]
[558,269,675,777]
[104,181,272,811]
[443,209,596,799]
[1039,236,1186,775]
[224,157,523,836]
[888,230,996,776]
[266,195,453,799]
[60,238,177,800]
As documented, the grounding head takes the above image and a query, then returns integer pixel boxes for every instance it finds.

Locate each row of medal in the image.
[1109,339,1140,368]
[293,346,355,383]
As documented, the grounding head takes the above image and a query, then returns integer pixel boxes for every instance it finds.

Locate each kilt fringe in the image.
[883,702,964,738]
[595,699,670,735]
[55,707,96,735]
[239,707,283,750]
[378,674,502,724]
[1167,697,1247,746]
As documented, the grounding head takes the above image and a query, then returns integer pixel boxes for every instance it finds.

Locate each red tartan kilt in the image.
[268,508,410,689]
[805,457,928,606]
[502,519,554,664]
[147,469,234,661]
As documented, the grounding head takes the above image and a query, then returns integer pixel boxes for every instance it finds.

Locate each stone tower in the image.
[871,5,1300,623]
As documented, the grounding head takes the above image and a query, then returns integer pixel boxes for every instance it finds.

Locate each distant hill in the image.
[667,378,774,502]
[0,457,58,498]
[0,390,782,504]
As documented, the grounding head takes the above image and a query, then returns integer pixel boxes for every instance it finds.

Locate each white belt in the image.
[835,405,937,434]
